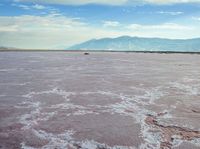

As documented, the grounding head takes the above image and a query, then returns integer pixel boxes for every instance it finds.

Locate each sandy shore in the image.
[0,52,200,149]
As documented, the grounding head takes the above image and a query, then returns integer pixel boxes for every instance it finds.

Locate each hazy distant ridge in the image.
[0,46,18,50]
[67,36,200,52]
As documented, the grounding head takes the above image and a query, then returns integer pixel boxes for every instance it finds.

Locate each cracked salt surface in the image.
[18,86,168,148]
[22,88,75,100]
[8,95,200,149]
[21,129,138,149]
[171,82,199,95]
[19,87,179,148]
[1,52,200,149]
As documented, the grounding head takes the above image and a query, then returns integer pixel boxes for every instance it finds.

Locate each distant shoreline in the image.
[1,49,200,54]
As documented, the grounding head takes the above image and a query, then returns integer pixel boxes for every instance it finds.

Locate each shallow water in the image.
[0,52,200,149]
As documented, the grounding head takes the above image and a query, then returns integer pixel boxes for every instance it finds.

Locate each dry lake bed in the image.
[0,51,200,149]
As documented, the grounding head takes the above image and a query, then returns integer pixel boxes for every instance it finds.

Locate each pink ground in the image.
[0,52,200,149]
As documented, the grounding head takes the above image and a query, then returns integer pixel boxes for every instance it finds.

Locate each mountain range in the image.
[67,36,200,52]
[0,46,18,50]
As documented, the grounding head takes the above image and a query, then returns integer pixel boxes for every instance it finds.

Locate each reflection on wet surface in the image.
[0,52,200,149]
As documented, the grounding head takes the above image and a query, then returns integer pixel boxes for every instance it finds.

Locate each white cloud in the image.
[0,25,19,32]
[12,3,46,10]
[12,3,62,16]
[0,15,199,49]
[157,11,184,15]
[145,0,200,5]
[103,21,120,27]
[192,17,200,21]
[32,4,46,10]
[0,15,124,49]
[14,0,127,5]
[127,23,193,30]
[13,0,200,5]
[125,23,199,40]
[12,4,30,10]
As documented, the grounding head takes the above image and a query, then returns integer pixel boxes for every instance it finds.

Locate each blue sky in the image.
[0,0,200,49]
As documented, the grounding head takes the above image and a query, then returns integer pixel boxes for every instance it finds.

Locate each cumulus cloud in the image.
[127,23,193,30]
[12,3,30,9]
[12,3,46,10]
[103,21,120,27]
[0,15,199,49]
[13,0,127,5]
[192,17,200,21]
[125,23,199,40]
[156,11,184,15]
[145,0,200,5]
[0,15,125,49]
[13,0,200,5]
[32,4,46,9]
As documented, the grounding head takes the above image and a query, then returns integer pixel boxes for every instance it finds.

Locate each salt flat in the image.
[0,52,200,149]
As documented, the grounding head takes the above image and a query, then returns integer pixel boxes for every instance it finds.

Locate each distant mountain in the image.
[0,46,18,50]
[67,36,200,52]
